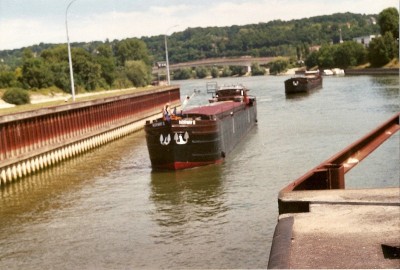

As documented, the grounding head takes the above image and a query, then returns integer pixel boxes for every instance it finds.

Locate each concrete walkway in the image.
[270,188,400,269]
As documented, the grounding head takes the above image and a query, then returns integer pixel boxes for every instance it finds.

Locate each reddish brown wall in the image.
[0,86,180,185]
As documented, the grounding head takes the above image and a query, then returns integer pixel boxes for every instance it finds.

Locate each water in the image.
[0,75,399,269]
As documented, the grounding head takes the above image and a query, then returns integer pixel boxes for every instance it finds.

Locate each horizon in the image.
[0,0,398,51]
[0,11,385,52]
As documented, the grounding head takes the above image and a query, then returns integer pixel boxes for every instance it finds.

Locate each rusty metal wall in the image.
[0,86,180,185]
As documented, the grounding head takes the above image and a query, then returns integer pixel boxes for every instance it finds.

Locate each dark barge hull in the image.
[284,75,322,94]
[145,101,257,170]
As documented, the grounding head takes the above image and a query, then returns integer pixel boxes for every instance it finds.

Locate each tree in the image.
[269,58,289,74]
[305,51,319,69]
[95,44,116,87]
[378,7,399,38]
[367,7,399,67]
[221,66,232,77]
[0,70,17,88]
[172,68,192,80]
[368,32,398,67]
[334,41,366,68]
[195,66,209,78]
[317,45,336,68]
[50,62,70,91]
[210,66,219,78]
[124,60,151,87]
[71,48,103,91]
[114,38,151,66]
[251,63,266,76]
[40,45,70,91]
[230,65,246,76]
[20,51,53,89]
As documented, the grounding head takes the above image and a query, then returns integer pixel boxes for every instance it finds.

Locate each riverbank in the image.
[344,67,399,75]
[284,67,399,76]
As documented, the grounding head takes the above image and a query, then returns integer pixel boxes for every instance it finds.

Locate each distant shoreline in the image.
[285,67,399,76]
[344,68,399,75]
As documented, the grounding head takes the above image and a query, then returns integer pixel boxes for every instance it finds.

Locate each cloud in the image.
[149,4,191,16]
[66,9,183,43]
[0,18,64,49]
[0,0,398,50]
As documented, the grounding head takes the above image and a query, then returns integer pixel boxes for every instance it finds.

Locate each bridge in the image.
[152,56,276,74]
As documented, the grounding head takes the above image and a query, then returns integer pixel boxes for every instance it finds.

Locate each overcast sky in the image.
[0,0,398,50]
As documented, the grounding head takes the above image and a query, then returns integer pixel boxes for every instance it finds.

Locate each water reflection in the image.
[370,76,399,98]
[0,132,146,228]
[285,92,312,100]
[370,75,400,88]
[0,157,88,223]
[285,88,322,100]
[150,165,227,228]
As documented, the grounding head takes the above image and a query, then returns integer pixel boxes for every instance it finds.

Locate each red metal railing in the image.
[280,112,400,194]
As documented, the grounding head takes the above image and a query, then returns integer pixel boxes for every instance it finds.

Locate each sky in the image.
[0,0,398,50]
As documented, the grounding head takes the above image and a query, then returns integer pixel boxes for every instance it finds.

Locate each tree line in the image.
[0,9,398,96]
[305,7,399,69]
[0,38,152,93]
[144,12,381,64]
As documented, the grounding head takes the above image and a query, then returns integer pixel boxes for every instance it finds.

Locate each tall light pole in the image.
[164,25,178,86]
[66,0,77,101]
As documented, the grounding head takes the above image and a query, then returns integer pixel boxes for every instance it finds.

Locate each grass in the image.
[0,85,166,116]
[383,58,399,68]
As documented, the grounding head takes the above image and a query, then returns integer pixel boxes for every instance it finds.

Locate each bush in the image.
[211,67,219,78]
[124,60,151,87]
[230,66,246,76]
[221,66,232,77]
[195,66,209,78]
[269,58,289,74]
[173,68,192,80]
[251,63,266,76]
[2,88,30,105]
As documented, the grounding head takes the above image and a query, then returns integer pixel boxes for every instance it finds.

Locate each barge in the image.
[144,83,257,170]
[284,70,323,94]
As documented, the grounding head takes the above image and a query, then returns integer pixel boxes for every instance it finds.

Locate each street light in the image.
[164,25,178,86]
[66,0,78,102]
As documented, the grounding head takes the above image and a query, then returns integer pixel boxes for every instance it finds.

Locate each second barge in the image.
[284,70,323,94]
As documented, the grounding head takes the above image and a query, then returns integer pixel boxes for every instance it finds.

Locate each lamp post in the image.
[164,25,178,86]
[66,0,77,101]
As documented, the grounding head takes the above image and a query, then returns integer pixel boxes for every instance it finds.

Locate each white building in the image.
[353,35,377,47]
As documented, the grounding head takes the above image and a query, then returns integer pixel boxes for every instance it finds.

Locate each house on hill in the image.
[353,35,377,48]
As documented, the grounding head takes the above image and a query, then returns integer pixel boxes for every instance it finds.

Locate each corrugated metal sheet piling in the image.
[0,86,180,186]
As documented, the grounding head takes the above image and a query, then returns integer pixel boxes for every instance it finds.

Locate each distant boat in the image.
[144,83,257,170]
[323,68,345,76]
[332,68,345,75]
[284,71,323,94]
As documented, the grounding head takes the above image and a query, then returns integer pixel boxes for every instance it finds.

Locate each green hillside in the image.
[143,12,379,64]
[1,12,379,68]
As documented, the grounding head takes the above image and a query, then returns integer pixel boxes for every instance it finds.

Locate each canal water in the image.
[0,75,399,269]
